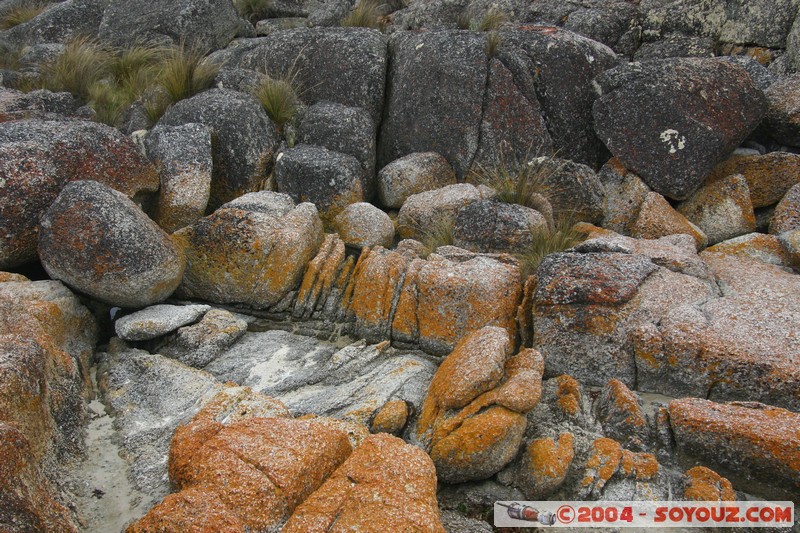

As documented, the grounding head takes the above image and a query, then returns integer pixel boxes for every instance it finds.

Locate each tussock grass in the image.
[234,0,271,24]
[485,31,502,57]
[0,40,22,70]
[0,2,50,30]
[477,9,506,31]
[468,155,561,212]
[515,216,585,278]
[158,44,219,103]
[341,0,383,29]
[418,215,454,258]
[252,74,299,129]
[38,37,113,100]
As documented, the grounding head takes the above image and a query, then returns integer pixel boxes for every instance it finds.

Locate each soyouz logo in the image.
[494,501,795,528]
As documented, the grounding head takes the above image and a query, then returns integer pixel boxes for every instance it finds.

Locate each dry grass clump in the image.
[0,1,51,30]
[341,0,383,29]
[38,37,112,100]
[515,216,585,278]
[418,215,455,258]
[234,0,271,24]
[251,74,299,130]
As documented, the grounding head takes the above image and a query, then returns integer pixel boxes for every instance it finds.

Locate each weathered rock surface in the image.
[415,326,543,483]
[174,200,323,308]
[670,398,800,497]
[0,277,97,532]
[763,74,800,147]
[205,330,436,425]
[217,27,388,124]
[453,199,547,254]
[159,89,278,209]
[284,434,445,532]
[0,88,84,122]
[378,152,457,209]
[598,158,651,235]
[707,152,800,209]
[527,157,607,224]
[39,181,185,309]
[595,379,649,452]
[677,173,756,245]
[516,432,575,499]
[274,144,364,224]
[98,0,243,51]
[635,252,800,410]
[534,232,717,388]
[145,123,213,233]
[593,58,767,200]
[159,308,248,369]
[682,466,736,501]
[333,202,394,249]
[770,182,800,235]
[297,101,377,198]
[130,392,350,532]
[0,119,158,269]
[631,192,708,250]
[705,233,791,268]
[396,183,489,240]
[115,304,211,342]
[1,0,108,47]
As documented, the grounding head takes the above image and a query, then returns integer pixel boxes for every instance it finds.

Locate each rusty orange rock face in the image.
[517,432,575,499]
[618,449,659,481]
[283,434,445,533]
[708,152,800,208]
[175,202,324,309]
[683,466,736,501]
[579,437,622,498]
[669,398,800,493]
[128,391,355,532]
[632,192,708,250]
[554,375,582,417]
[416,326,543,483]
[371,400,409,435]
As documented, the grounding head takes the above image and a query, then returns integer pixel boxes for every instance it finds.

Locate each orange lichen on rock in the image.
[416,326,543,483]
[517,433,575,499]
[579,437,622,498]
[0,272,29,282]
[371,400,409,435]
[126,488,245,533]
[596,379,648,451]
[683,466,736,501]
[669,398,800,491]
[283,434,445,532]
[293,233,347,319]
[554,375,582,416]
[129,392,354,532]
[708,152,800,208]
[618,449,659,481]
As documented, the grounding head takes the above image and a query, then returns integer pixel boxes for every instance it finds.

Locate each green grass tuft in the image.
[158,44,219,104]
[252,74,299,130]
[0,2,50,30]
[515,216,585,278]
[468,155,562,212]
[418,215,454,258]
[341,0,383,29]
[38,37,113,100]
[234,0,271,24]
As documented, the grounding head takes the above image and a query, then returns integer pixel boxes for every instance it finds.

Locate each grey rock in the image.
[598,158,651,234]
[38,181,185,309]
[159,89,279,209]
[396,183,490,240]
[594,379,649,452]
[717,0,800,49]
[778,228,800,270]
[115,304,211,341]
[453,199,547,254]
[97,347,224,499]
[213,67,268,94]
[307,0,352,26]
[718,56,778,91]
[770,182,800,234]
[274,144,364,223]
[378,31,487,180]
[677,174,757,245]
[0,119,158,269]
[1,0,108,47]
[593,58,767,200]
[333,202,394,249]
[377,152,457,209]
[256,18,308,36]
[527,157,606,224]
[438,479,525,514]
[0,88,81,116]
[223,28,387,124]
[219,190,296,218]
[439,510,493,533]
[297,101,376,198]
[204,330,437,424]
[98,0,242,51]
[159,308,248,368]
[787,12,800,72]
[763,74,800,147]
[562,2,644,57]
[144,123,213,233]
[634,33,715,60]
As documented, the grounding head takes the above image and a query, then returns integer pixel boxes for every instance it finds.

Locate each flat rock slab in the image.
[115,304,211,341]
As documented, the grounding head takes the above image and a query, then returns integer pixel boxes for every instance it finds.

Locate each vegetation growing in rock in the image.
[516,216,585,278]
[252,74,300,130]
[341,0,383,30]
[234,0,271,24]
[38,37,113,101]
[457,8,507,31]
[418,215,454,257]
[0,0,50,30]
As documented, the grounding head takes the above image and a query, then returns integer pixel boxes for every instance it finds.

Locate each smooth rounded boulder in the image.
[38,181,185,309]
